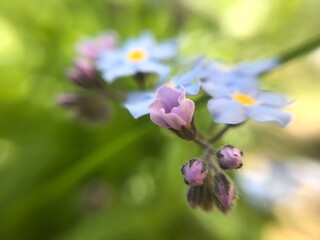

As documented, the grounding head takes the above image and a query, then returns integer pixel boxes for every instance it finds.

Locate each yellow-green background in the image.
[0,0,320,239]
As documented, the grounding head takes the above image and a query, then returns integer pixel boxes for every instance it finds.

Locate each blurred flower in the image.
[216,145,243,170]
[237,157,320,238]
[97,32,177,82]
[57,93,111,122]
[76,32,117,60]
[206,79,292,126]
[66,58,103,88]
[200,58,280,99]
[124,64,202,119]
[149,85,196,139]
[201,58,280,84]
[212,172,237,214]
[181,159,208,186]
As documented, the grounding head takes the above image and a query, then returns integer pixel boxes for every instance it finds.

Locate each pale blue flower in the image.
[97,32,177,83]
[201,58,280,81]
[200,58,280,97]
[123,63,203,119]
[206,81,292,127]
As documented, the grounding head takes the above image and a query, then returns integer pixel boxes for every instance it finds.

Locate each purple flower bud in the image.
[149,85,196,140]
[181,159,208,187]
[57,93,111,122]
[216,145,243,170]
[187,185,214,212]
[67,59,103,89]
[212,172,237,214]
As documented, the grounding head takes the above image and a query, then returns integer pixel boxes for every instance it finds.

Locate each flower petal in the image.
[256,92,291,106]
[151,41,178,60]
[159,109,187,130]
[100,63,136,82]
[207,98,247,124]
[247,105,292,126]
[149,106,171,128]
[155,85,181,110]
[171,98,195,124]
[123,91,155,118]
[235,58,281,76]
[137,61,170,77]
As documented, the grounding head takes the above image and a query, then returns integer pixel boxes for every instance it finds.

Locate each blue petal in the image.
[101,63,136,82]
[123,91,155,118]
[137,61,170,77]
[200,80,232,98]
[256,92,291,107]
[96,50,124,69]
[183,84,201,95]
[247,105,292,126]
[201,76,260,97]
[124,32,155,49]
[235,58,281,77]
[172,63,203,95]
[207,98,247,124]
[151,41,178,60]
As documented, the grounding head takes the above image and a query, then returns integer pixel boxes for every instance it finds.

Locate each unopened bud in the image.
[187,185,214,212]
[216,145,243,170]
[181,159,208,187]
[149,85,197,141]
[57,93,111,122]
[67,59,103,89]
[212,172,237,214]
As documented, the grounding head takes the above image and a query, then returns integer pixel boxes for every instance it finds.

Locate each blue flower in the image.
[201,58,280,81]
[97,32,178,83]
[200,58,280,97]
[206,81,292,127]
[123,63,203,119]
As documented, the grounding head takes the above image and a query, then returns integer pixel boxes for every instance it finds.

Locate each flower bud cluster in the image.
[180,144,243,214]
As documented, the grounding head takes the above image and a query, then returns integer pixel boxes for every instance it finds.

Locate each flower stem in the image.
[209,125,231,144]
[279,33,320,64]
[193,135,212,149]
[202,149,219,174]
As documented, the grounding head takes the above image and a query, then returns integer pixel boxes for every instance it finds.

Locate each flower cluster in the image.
[58,30,293,214]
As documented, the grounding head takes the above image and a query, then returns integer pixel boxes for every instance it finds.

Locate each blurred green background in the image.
[1,0,320,239]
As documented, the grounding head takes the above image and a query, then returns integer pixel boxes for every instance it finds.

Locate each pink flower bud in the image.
[181,159,208,187]
[76,33,117,60]
[149,85,196,140]
[67,59,103,89]
[216,145,243,170]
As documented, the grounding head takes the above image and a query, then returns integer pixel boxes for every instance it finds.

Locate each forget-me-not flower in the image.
[97,32,178,83]
[206,80,292,126]
[200,58,280,96]
[123,63,203,118]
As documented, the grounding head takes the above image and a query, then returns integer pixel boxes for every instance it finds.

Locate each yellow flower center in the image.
[165,82,174,88]
[233,92,256,106]
[127,48,147,62]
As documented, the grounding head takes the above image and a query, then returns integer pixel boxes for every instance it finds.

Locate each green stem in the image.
[209,125,231,144]
[279,33,320,64]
